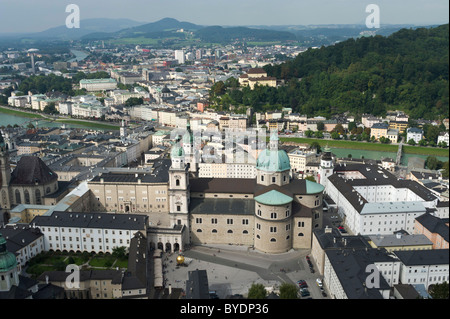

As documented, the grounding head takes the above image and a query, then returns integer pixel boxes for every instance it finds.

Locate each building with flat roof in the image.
[320,159,440,236]
[414,213,449,249]
[393,249,449,289]
[324,248,398,299]
[368,232,433,252]
[79,78,117,92]
[31,211,148,254]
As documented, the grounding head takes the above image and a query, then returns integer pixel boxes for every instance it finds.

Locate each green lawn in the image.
[26,251,128,278]
[0,105,45,119]
[89,255,116,268]
[279,137,449,158]
[55,119,120,130]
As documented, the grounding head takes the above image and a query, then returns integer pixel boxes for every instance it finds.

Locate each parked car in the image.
[309,266,315,273]
[316,278,323,288]
[299,288,310,297]
[321,291,327,297]
[297,280,308,288]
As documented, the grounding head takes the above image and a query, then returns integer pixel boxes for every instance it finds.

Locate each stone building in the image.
[1,146,59,217]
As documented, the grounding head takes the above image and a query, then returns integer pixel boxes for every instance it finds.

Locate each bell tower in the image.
[168,143,190,245]
[318,145,333,190]
[0,144,12,210]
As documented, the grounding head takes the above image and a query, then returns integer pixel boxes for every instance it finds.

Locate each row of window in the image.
[194,229,306,237]
[256,210,290,218]
[49,243,119,251]
[260,175,288,183]
[46,228,128,235]
[195,218,249,225]
[48,236,129,245]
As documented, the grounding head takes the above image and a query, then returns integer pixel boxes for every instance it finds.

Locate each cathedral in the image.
[0,145,59,221]
[165,131,325,253]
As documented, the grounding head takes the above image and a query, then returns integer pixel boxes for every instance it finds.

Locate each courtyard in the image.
[160,244,328,299]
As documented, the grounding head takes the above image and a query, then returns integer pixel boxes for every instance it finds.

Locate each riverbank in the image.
[0,105,45,119]
[279,137,449,158]
[54,118,120,130]
[0,105,120,130]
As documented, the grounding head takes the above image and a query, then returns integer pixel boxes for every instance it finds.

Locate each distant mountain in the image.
[119,17,202,35]
[16,18,145,40]
[80,18,298,44]
[195,26,297,43]
[80,17,203,41]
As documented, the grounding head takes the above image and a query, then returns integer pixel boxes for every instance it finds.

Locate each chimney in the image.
[169,284,172,295]
[396,232,402,239]
[45,275,49,285]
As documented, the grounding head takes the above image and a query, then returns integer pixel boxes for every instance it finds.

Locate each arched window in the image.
[270,238,276,242]
[35,189,41,205]
[176,179,180,186]
[196,229,202,232]
[243,230,248,234]
[1,190,7,207]
[298,233,304,237]
[212,229,217,233]
[24,190,30,204]
[227,230,233,234]
[46,187,51,194]
[15,189,21,204]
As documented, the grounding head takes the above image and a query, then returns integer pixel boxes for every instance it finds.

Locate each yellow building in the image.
[389,121,409,134]
[239,68,277,90]
[368,233,433,252]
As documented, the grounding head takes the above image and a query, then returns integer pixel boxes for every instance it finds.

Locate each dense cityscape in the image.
[0,1,448,308]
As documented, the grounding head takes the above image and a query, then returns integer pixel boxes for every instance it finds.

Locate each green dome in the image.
[256,148,291,172]
[305,180,325,194]
[0,233,17,272]
[254,190,293,206]
[171,145,185,158]
[182,131,193,145]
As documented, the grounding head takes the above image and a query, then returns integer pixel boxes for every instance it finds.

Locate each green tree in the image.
[317,121,325,131]
[125,97,144,107]
[305,175,316,182]
[331,132,340,140]
[43,102,59,115]
[419,139,427,146]
[247,283,267,299]
[429,282,449,299]
[314,131,324,139]
[442,161,449,179]
[212,81,226,96]
[425,156,439,170]
[310,141,321,153]
[54,260,66,271]
[407,139,416,146]
[112,246,127,260]
[279,283,298,299]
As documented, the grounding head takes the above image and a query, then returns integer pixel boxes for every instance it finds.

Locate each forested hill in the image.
[259,24,449,120]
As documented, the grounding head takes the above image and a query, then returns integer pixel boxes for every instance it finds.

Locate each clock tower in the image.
[168,143,190,244]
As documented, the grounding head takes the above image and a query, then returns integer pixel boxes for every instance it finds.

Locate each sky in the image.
[0,0,448,33]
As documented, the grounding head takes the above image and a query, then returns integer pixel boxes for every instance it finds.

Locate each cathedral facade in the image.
[168,132,325,254]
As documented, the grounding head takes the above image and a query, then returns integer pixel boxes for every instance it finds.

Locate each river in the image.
[68,49,89,62]
[0,112,111,130]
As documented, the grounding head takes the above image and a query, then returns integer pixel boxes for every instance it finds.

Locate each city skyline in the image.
[0,0,448,34]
